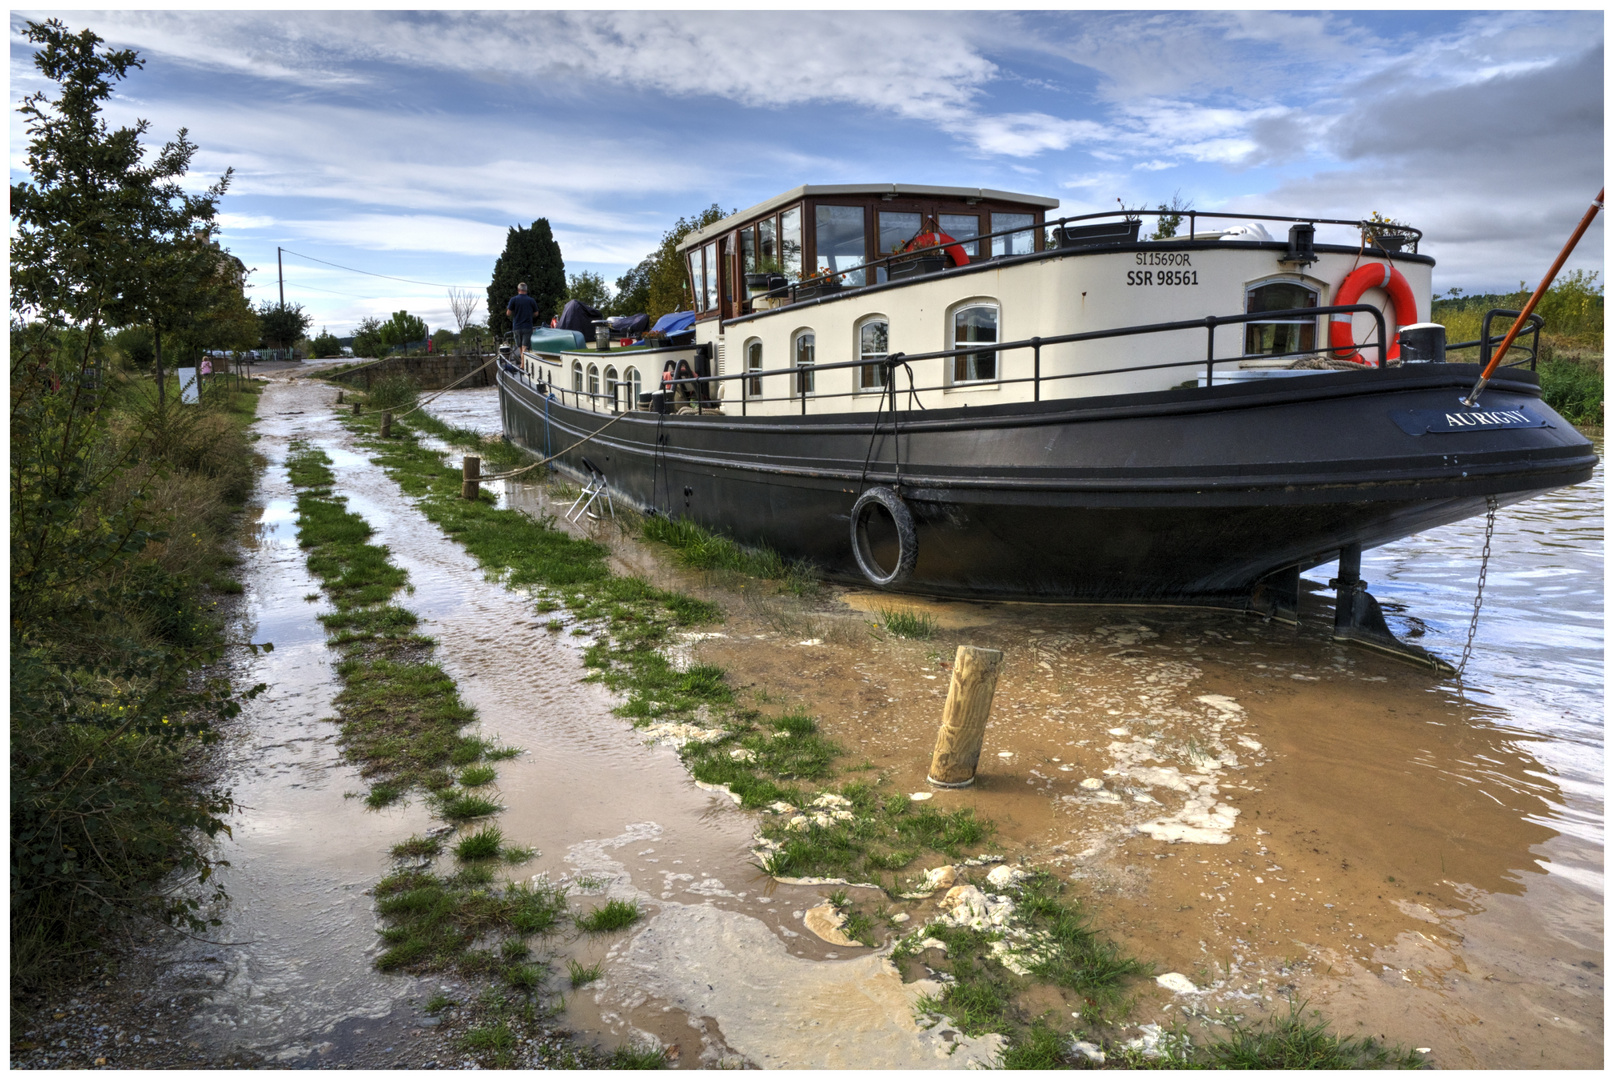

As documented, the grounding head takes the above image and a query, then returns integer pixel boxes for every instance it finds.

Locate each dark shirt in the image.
[506,293,540,330]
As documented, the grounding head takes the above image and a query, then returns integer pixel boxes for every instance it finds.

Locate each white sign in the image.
[177,367,200,404]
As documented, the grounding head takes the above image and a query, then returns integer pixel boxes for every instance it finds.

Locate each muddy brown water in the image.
[428,385,1603,1069]
[124,379,1597,1069]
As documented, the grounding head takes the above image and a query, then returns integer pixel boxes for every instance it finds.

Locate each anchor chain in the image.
[1456,495,1499,677]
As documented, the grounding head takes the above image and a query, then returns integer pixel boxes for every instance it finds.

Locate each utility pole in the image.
[278,246,285,308]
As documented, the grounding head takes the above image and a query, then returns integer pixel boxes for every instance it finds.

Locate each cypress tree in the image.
[487,219,565,337]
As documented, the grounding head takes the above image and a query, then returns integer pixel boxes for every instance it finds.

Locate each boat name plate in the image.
[1390,407,1551,436]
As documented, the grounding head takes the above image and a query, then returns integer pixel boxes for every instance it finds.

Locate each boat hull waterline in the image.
[497,364,1595,607]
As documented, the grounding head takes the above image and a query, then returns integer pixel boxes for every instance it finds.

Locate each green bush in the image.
[366,374,419,411]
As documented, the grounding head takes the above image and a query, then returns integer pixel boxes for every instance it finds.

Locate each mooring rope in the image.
[467,408,636,483]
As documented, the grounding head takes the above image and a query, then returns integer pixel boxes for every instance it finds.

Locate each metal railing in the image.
[510,304,1390,417]
[1446,309,1544,371]
[739,209,1423,312]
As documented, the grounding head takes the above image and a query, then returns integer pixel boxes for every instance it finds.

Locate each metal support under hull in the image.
[498,364,1595,608]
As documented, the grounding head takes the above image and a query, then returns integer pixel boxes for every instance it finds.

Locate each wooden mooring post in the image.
[461,455,481,500]
[352,401,361,415]
[336,390,344,404]
[927,645,1004,787]
[380,411,392,438]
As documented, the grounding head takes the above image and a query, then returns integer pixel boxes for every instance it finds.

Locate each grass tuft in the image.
[568,958,603,987]
[576,898,641,933]
[454,825,504,861]
[877,605,938,639]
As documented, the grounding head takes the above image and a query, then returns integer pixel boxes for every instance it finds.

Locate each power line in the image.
[279,278,378,300]
[278,247,481,290]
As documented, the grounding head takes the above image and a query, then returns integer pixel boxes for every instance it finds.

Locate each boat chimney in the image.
[1282,223,1317,266]
[1398,323,1447,364]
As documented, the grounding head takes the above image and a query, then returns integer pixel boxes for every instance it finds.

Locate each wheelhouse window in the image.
[939,213,980,258]
[952,304,999,383]
[990,213,1035,257]
[701,241,719,311]
[587,363,600,398]
[779,205,803,282]
[687,251,704,312]
[1245,280,1320,357]
[877,211,922,282]
[816,205,867,287]
[741,228,756,275]
[794,330,815,396]
[746,339,763,397]
[572,360,584,393]
[858,318,888,391]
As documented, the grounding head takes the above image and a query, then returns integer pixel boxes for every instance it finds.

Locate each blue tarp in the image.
[556,299,603,337]
[650,310,695,335]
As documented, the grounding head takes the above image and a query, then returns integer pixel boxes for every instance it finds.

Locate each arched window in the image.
[794,330,815,396]
[745,338,763,398]
[587,363,600,398]
[625,366,642,408]
[857,317,888,391]
[572,360,584,393]
[1245,279,1320,357]
[604,366,620,410]
[951,302,999,383]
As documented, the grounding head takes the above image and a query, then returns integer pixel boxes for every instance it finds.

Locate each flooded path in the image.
[426,385,1603,1069]
[146,374,1003,1068]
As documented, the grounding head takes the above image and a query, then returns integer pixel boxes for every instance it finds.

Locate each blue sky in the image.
[10,9,1604,337]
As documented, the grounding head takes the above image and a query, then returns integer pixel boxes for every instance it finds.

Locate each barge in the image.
[497,183,1597,665]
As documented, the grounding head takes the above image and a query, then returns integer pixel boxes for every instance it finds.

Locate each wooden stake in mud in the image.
[461,455,481,501]
[352,401,361,415]
[927,645,1004,787]
[380,411,392,438]
[336,390,344,404]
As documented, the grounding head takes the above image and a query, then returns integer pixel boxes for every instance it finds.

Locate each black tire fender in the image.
[850,486,918,588]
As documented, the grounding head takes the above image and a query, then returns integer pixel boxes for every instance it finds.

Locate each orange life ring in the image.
[904,231,971,268]
[1330,262,1417,366]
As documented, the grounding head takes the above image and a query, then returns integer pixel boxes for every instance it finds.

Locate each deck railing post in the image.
[1031,337,1042,402]
[1205,316,1218,386]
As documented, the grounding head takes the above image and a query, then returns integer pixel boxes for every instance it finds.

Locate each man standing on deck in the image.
[506,282,540,354]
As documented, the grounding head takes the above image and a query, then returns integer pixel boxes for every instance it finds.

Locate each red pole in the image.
[1464,187,1603,406]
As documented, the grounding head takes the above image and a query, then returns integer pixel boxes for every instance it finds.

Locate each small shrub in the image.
[366,373,420,411]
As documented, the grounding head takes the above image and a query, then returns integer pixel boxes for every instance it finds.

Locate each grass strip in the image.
[284,440,588,1024]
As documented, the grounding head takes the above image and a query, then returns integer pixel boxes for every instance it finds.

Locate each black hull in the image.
[498,365,1595,605]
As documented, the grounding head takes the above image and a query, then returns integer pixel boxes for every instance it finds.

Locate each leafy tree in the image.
[310,327,343,358]
[1150,190,1193,241]
[11,18,232,405]
[351,316,384,358]
[379,310,428,352]
[566,270,612,310]
[608,255,654,317]
[646,204,729,321]
[487,219,565,338]
[257,300,311,352]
